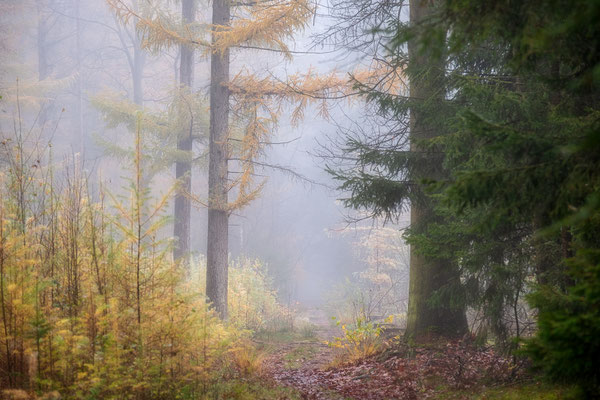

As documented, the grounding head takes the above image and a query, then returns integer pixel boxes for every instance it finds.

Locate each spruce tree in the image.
[325,0,468,338]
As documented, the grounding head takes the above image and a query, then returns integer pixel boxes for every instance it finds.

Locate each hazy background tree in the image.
[173,0,196,266]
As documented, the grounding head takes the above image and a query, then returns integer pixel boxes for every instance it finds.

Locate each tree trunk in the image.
[206,0,230,319]
[405,0,468,339]
[173,0,195,266]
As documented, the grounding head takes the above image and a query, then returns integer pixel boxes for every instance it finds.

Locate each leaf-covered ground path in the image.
[260,309,551,400]
[263,308,342,399]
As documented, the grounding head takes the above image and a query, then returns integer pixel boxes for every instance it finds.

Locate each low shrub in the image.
[327,316,392,366]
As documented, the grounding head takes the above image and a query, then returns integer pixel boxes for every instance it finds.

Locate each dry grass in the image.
[230,340,268,377]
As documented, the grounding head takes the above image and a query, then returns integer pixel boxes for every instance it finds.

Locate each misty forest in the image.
[0,0,599,399]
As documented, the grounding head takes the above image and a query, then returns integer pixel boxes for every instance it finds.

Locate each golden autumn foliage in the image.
[103,0,407,217]
[226,64,406,211]
[213,0,315,57]
[106,0,314,57]
[327,316,390,367]
[105,0,209,53]
[105,0,374,214]
[195,257,291,331]
[0,114,292,399]
[104,0,309,213]
[0,76,77,111]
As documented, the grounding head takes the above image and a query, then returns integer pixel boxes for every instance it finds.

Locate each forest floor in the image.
[260,308,342,399]
[256,308,577,400]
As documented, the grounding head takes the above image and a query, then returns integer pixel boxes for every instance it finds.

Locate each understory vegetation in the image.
[0,124,293,399]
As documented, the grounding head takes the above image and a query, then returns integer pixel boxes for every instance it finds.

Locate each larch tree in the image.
[206,0,331,318]
[206,0,230,317]
[108,0,320,318]
[107,0,391,319]
[106,0,208,271]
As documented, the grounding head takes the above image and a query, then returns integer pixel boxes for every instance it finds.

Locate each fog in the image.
[0,0,409,311]
[3,1,597,398]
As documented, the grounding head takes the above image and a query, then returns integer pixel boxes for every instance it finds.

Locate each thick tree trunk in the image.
[206,0,230,319]
[173,0,195,266]
[405,0,468,339]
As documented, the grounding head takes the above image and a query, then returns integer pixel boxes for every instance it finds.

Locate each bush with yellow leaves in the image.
[194,257,289,332]
[0,116,291,400]
[327,315,394,366]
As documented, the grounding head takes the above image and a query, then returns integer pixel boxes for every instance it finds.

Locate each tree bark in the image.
[405,0,468,339]
[173,0,196,266]
[206,0,230,319]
